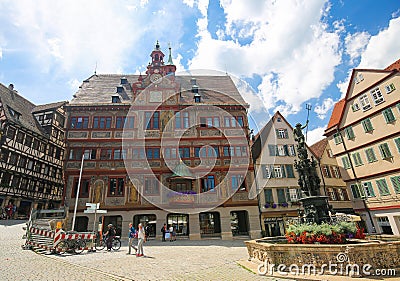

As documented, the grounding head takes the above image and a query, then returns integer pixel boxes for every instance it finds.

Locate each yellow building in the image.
[324,59,400,234]
[310,138,353,214]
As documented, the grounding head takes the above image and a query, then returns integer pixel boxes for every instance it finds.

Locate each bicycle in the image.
[56,238,86,255]
[95,235,121,251]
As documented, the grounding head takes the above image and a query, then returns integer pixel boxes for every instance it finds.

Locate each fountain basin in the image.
[245,237,400,273]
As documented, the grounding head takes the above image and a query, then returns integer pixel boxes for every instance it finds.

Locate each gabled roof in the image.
[309,137,328,160]
[324,58,400,136]
[0,83,44,135]
[32,101,68,113]
[70,74,247,106]
[252,111,318,160]
[384,58,400,71]
[324,98,345,134]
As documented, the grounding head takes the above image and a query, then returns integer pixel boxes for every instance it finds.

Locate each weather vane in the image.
[305,103,312,142]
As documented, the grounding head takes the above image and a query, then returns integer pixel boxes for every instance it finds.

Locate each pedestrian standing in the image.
[161,223,167,242]
[12,204,17,219]
[5,202,13,220]
[136,223,146,257]
[127,223,137,255]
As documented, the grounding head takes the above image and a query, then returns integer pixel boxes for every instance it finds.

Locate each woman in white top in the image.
[136,223,146,256]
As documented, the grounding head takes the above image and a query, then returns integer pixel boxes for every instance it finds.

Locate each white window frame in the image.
[359,94,371,111]
[385,83,395,94]
[370,87,384,105]
[274,166,283,178]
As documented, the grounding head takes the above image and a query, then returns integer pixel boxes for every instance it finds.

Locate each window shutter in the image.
[284,129,289,139]
[268,145,276,156]
[261,165,269,178]
[275,129,279,138]
[394,138,400,153]
[269,165,275,178]
[391,176,400,194]
[281,165,286,178]
[383,108,395,123]
[285,188,291,202]
[283,145,289,156]
[286,165,295,178]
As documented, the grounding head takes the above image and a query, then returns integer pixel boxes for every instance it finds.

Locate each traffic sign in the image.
[86,203,100,209]
[84,209,107,214]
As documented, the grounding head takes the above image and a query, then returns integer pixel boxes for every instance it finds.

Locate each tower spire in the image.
[167,43,174,65]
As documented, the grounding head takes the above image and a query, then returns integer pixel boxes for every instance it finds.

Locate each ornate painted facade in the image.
[64,42,260,239]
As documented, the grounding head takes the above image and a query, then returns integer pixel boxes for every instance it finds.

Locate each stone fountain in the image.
[244,121,400,277]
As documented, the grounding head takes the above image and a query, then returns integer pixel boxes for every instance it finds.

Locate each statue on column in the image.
[93,180,104,203]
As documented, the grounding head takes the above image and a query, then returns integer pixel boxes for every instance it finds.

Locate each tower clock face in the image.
[150,73,162,83]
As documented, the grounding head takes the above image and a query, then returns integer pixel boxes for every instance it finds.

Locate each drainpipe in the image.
[252,159,264,237]
[336,128,376,233]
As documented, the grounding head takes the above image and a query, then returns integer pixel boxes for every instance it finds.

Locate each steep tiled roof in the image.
[70,74,247,106]
[325,99,345,133]
[32,101,68,113]
[0,83,44,135]
[309,138,328,160]
[384,58,400,71]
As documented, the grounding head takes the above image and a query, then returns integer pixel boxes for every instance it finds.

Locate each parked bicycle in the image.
[95,235,121,251]
[56,237,86,255]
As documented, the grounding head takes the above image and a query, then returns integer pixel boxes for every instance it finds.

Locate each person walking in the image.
[161,223,167,242]
[169,225,174,242]
[104,224,115,251]
[136,223,146,257]
[127,223,137,255]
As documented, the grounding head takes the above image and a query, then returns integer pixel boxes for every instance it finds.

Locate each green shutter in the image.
[283,145,289,156]
[341,156,350,169]
[345,126,355,139]
[394,138,400,153]
[379,143,392,159]
[269,165,275,178]
[352,152,363,166]
[350,184,360,199]
[365,148,377,163]
[285,165,295,178]
[391,176,400,194]
[362,118,373,132]
[383,108,396,123]
[334,133,343,144]
[275,129,280,138]
[376,179,390,196]
[264,189,273,203]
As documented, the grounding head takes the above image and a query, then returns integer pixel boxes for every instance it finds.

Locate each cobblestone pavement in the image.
[1,220,291,281]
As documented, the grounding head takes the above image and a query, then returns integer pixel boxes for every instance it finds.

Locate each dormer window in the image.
[112,95,121,103]
[194,93,201,103]
[8,106,21,120]
[116,85,123,93]
[155,54,159,61]
[120,77,128,84]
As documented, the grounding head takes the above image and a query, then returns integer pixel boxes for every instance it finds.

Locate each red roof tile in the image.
[384,58,400,71]
[309,138,328,160]
[325,99,345,131]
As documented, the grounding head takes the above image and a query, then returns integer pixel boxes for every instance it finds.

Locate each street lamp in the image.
[71,153,85,231]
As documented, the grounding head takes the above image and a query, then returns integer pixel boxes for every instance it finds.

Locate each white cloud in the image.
[314,98,336,120]
[68,78,81,91]
[357,16,400,69]
[337,16,400,97]
[189,0,342,116]
[306,126,326,145]
[345,32,370,65]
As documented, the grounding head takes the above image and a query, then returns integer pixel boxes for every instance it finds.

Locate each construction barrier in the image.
[25,226,95,254]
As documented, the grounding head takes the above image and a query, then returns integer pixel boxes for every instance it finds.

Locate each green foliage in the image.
[285,222,360,244]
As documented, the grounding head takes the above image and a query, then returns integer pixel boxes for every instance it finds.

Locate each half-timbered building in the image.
[0,83,67,217]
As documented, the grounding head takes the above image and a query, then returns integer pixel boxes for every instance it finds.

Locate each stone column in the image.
[189,213,201,240]
[247,206,262,239]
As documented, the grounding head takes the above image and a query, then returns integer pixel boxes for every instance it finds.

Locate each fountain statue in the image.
[293,121,331,224]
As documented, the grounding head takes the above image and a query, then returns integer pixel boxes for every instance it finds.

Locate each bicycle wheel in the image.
[95,237,105,251]
[112,239,121,251]
[73,239,86,254]
[56,241,68,255]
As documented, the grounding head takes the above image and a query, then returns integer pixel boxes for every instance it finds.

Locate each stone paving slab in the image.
[1,220,291,281]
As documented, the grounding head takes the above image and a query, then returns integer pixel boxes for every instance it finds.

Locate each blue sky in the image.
[0,0,399,144]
